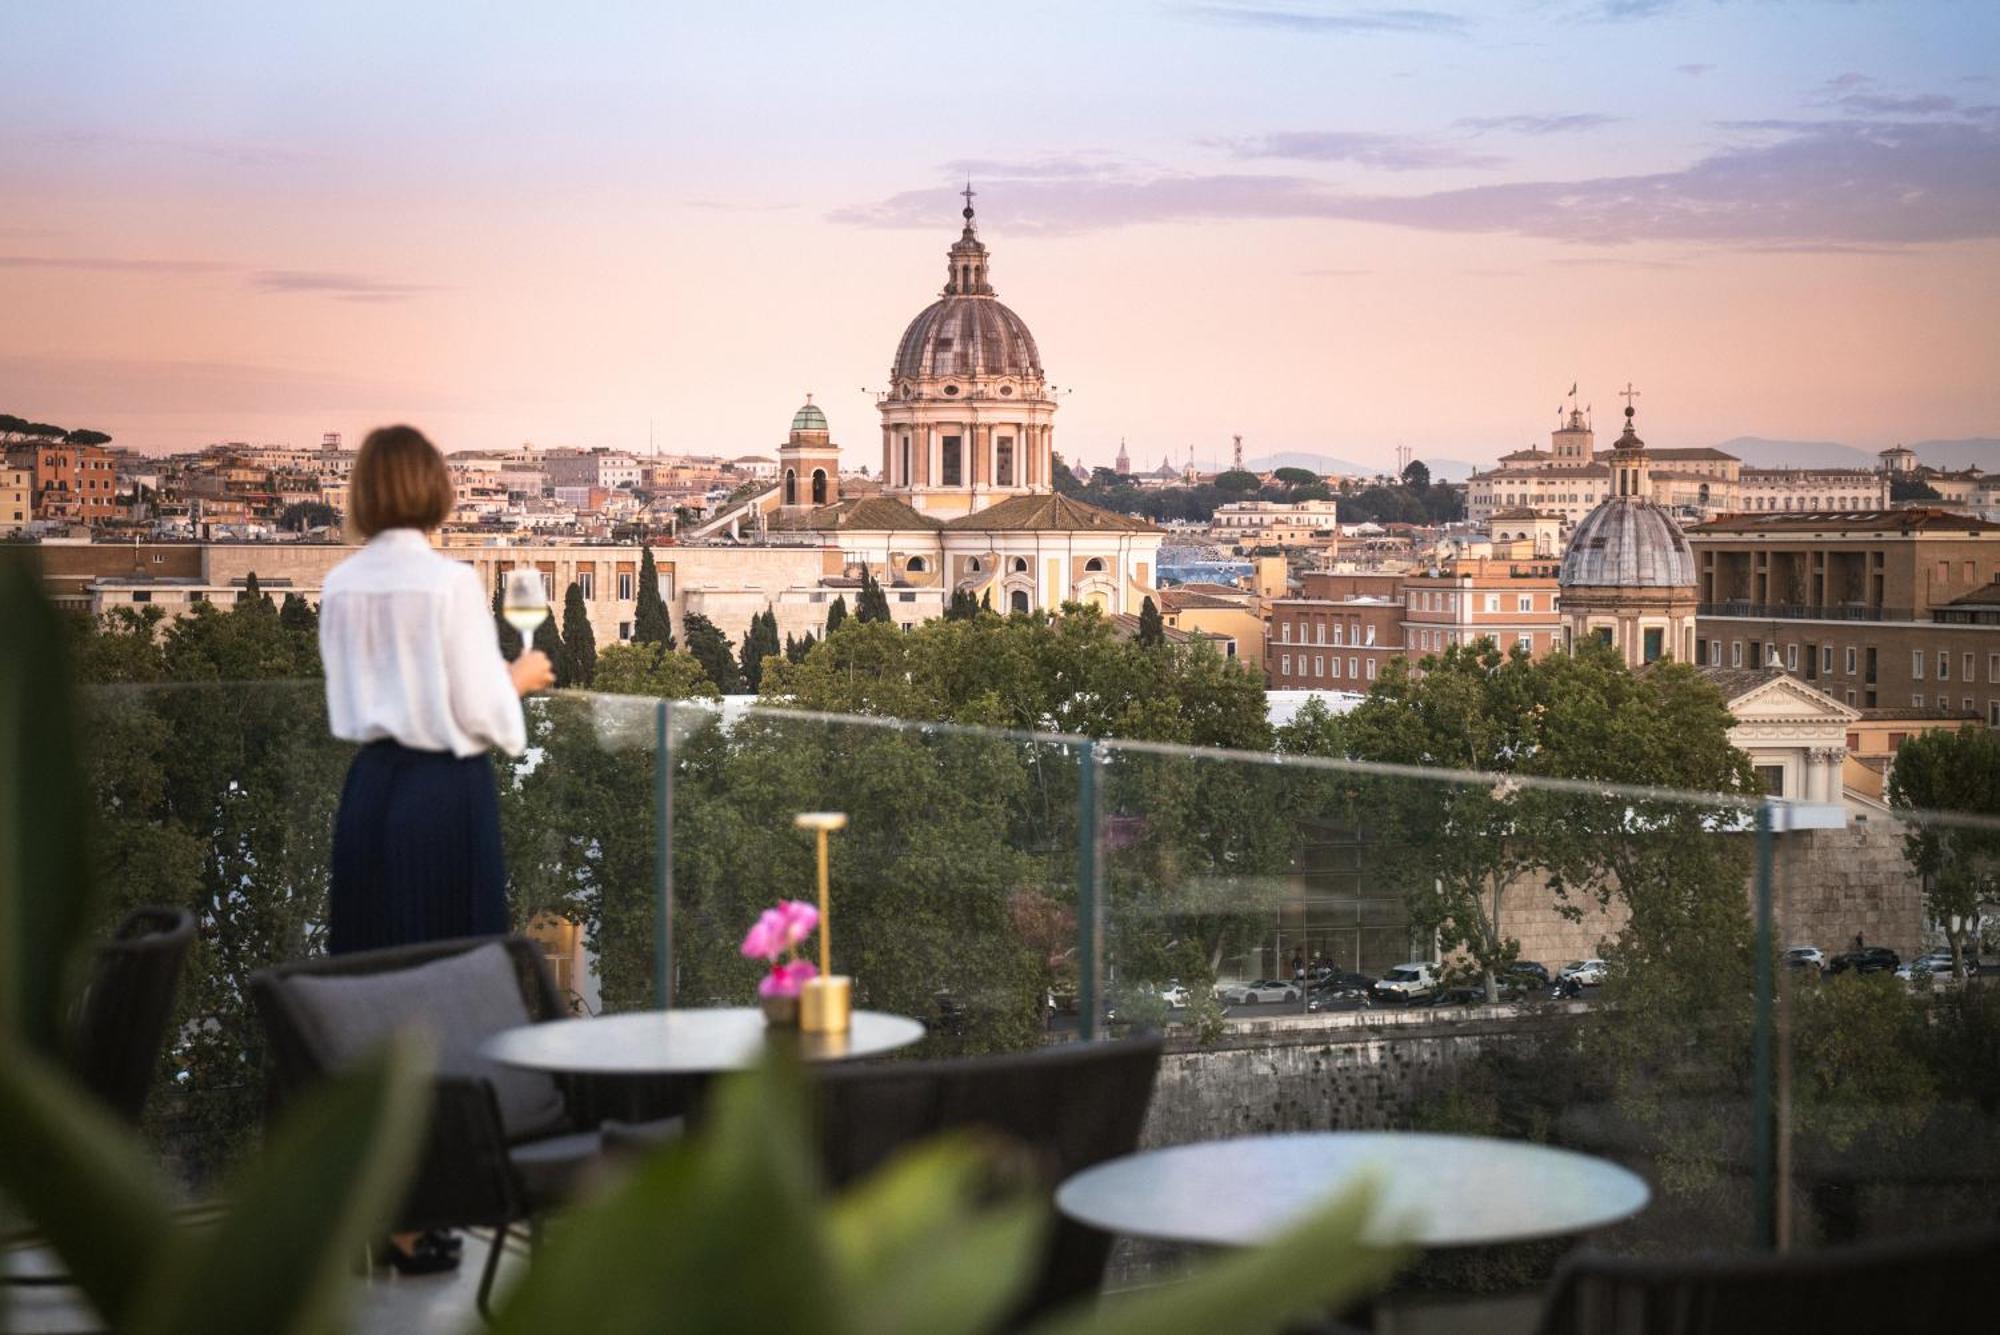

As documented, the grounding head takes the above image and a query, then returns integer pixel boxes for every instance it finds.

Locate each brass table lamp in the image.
[795,811,851,1033]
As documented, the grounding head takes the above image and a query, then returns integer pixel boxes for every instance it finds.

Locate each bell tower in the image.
[778,396,839,511]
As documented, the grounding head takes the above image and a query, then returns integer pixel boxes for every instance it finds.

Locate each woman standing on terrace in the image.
[317,426,554,1271]
[321,425,552,952]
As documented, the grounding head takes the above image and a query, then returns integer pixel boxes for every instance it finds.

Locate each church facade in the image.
[687,194,1161,621]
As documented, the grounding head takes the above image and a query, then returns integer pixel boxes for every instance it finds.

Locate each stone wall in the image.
[1770,814,1927,958]
[1140,1008,1573,1149]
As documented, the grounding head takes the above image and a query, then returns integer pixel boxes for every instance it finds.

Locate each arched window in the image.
[1010,589,1030,614]
[906,556,927,574]
[1084,557,1106,573]
[783,469,797,506]
[1010,557,1028,574]
[811,468,827,505]
[966,557,981,573]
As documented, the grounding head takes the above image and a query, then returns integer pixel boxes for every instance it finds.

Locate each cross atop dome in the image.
[944,183,993,297]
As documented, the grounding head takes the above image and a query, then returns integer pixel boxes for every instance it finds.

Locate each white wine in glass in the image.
[502,569,550,644]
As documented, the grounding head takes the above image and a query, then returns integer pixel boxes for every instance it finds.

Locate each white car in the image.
[1559,959,1611,987]
[1218,979,1300,1004]
[1158,983,1192,1008]
[1897,954,1967,988]
[1370,963,1439,1002]
[1784,946,1826,971]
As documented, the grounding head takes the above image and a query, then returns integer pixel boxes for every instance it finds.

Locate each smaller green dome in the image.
[791,399,828,432]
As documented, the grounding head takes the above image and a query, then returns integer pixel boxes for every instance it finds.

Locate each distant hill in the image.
[1710,437,1880,469]
[1909,439,2000,471]
[1248,452,1480,483]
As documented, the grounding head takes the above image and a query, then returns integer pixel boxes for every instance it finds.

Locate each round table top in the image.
[1055,1131,1649,1250]
[481,1007,925,1076]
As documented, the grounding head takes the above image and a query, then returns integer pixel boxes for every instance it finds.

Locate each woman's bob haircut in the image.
[349,425,454,538]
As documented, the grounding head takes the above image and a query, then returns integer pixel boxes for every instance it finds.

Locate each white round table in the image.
[1056,1131,1649,1250]
[481,1007,925,1076]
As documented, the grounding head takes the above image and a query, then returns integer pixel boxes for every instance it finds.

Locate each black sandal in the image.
[376,1234,461,1276]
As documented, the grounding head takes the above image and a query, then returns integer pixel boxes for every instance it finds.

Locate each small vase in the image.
[761,993,800,1027]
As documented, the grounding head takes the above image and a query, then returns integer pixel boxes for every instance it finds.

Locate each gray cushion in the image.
[507,1128,605,1203]
[283,943,567,1140]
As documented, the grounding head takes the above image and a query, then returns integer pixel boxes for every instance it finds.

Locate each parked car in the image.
[1559,959,1611,987]
[1218,979,1301,1004]
[1158,982,1192,1008]
[1309,970,1375,997]
[1829,947,1900,976]
[1496,961,1551,995]
[1784,946,1827,972]
[1429,983,1490,1007]
[1370,963,1439,1003]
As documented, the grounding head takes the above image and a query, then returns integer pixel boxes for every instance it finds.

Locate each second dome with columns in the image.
[879,191,1057,519]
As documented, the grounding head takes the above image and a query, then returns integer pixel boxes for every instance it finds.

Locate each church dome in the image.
[891,189,1043,383]
[894,297,1042,380]
[790,400,828,433]
[1560,497,1695,589]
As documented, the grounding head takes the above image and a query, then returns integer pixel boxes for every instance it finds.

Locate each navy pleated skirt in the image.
[329,740,508,955]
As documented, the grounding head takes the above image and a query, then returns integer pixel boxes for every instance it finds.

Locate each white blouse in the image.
[319,528,526,758]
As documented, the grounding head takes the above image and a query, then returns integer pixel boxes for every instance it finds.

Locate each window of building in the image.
[1990,653,1999,684]
[1733,641,1744,667]
[618,621,632,640]
[1913,649,1926,680]
[1518,633,1533,653]
[1913,693,1926,708]
[617,572,635,600]
[130,590,151,603]
[1966,697,1977,715]
[1010,589,1029,614]
[1846,646,1857,675]
[1644,627,1665,663]
[1756,765,1785,796]
[897,591,916,603]
[1518,595,1533,612]
[1991,701,2000,727]
[906,556,927,574]
[578,570,595,600]
[1484,594,1499,613]
[942,436,962,486]
[900,436,912,482]
[1364,625,1376,646]
[812,468,828,505]
[1314,655,1324,677]
[1846,732,1860,751]
[1281,654,1292,675]
[1329,656,1340,679]
[1278,622,1290,644]
[1966,653,1976,683]
[1366,659,1377,680]
[1785,643,1798,672]
[783,468,797,506]
[1939,650,1952,682]
[1084,557,1105,573]
[1822,645,1834,676]
[1349,656,1359,678]
[1331,623,1343,645]
[995,438,1014,486]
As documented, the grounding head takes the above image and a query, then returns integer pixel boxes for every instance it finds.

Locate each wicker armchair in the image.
[1535,1226,2000,1335]
[811,1035,1164,1330]
[249,935,676,1319]
[69,907,197,1123]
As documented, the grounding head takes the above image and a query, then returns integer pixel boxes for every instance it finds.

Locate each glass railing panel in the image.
[1771,797,2000,1253]
[1091,738,1774,1310]
[664,704,1082,1057]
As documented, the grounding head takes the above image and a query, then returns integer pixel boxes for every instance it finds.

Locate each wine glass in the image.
[502,569,550,652]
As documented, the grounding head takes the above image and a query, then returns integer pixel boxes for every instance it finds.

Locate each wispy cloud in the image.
[1176,4,1467,35]
[250,270,441,303]
[0,254,230,274]
[1837,92,1957,115]
[1457,113,1624,135]
[1588,0,1678,19]
[1676,63,1713,77]
[837,117,2000,249]
[1225,130,1501,169]
[943,156,1121,180]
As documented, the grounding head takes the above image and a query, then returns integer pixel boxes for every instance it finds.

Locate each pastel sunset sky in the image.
[3,0,1996,470]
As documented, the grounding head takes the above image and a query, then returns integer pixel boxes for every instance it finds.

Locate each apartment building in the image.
[1266,571,1404,690]
[2,464,30,535]
[1404,557,1562,662]
[1691,509,2000,722]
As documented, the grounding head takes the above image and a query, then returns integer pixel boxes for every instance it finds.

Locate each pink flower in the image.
[758,959,820,999]
[774,899,819,951]
[739,909,783,961]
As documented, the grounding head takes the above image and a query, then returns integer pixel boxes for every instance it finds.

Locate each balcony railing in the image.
[1699,600,1918,622]
[62,679,2000,1326]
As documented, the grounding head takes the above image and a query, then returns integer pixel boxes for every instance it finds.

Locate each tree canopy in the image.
[1887,724,2000,977]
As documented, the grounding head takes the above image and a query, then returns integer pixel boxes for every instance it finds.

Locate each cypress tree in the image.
[824,595,848,634]
[532,610,565,683]
[492,581,523,659]
[981,588,993,613]
[682,612,743,693]
[1137,595,1166,648]
[240,571,275,615]
[856,571,892,624]
[634,545,673,648]
[278,592,317,634]
[788,630,816,664]
[945,588,978,621]
[561,581,596,687]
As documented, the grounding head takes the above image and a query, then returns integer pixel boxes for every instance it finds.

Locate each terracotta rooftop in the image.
[1946,581,2000,606]
[1157,589,1246,611]
[941,492,1157,533]
[765,496,942,533]
[1857,705,1982,721]
[1696,665,1788,699]
[1691,508,2000,536]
